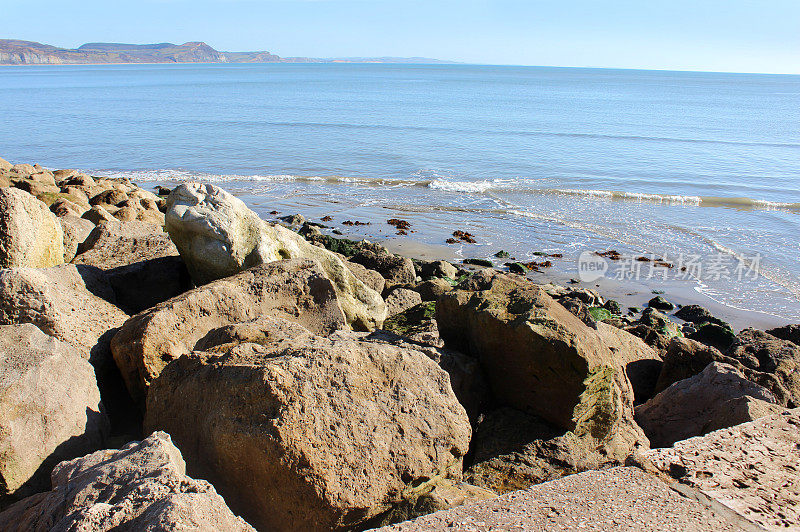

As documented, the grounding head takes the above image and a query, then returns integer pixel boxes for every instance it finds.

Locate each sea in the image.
[1,63,798,326]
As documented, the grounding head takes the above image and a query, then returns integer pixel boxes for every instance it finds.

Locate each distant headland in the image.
[0,39,456,65]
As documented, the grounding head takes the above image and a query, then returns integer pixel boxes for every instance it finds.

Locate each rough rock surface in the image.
[72,220,191,314]
[0,265,127,363]
[145,316,471,532]
[165,183,385,329]
[0,265,133,435]
[0,188,65,268]
[437,271,653,463]
[414,278,452,302]
[58,214,94,262]
[349,249,416,289]
[646,409,800,531]
[373,467,741,532]
[656,336,797,407]
[0,324,108,503]
[344,259,385,295]
[726,328,800,407]
[766,324,800,346]
[385,287,423,317]
[0,431,254,531]
[635,362,779,447]
[111,259,347,404]
[73,220,178,269]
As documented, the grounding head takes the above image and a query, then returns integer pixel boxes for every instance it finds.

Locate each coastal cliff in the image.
[0,39,283,65]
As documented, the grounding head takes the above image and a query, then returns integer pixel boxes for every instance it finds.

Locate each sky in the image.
[1,0,799,74]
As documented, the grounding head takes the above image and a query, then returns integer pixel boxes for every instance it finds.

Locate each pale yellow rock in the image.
[0,188,65,268]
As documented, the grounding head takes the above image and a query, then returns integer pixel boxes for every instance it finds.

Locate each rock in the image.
[674,304,728,327]
[383,302,443,347]
[687,322,736,351]
[111,258,347,404]
[0,265,134,436]
[0,265,126,363]
[0,431,254,531]
[344,259,385,295]
[54,170,96,189]
[414,278,452,302]
[0,157,11,172]
[726,328,800,407]
[0,324,108,503]
[144,316,471,531]
[462,258,493,268]
[81,204,115,225]
[417,260,458,281]
[58,214,94,262]
[165,183,385,330]
[635,362,778,447]
[49,197,87,217]
[350,249,417,289]
[437,271,652,439]
[385,287,424,317]
[278,213,305,228]
[90,188,128,207]
[647,296,675,311]
[655,336,796,408]
[72,221,190,314]
[767,324,800,346]
[0,188,65,268]
[374,479,496,527]
[645,409,800,531]
[373,467,741,532]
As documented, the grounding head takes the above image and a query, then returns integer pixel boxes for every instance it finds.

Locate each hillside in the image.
[0,39,286,64]
[0,39,450,65]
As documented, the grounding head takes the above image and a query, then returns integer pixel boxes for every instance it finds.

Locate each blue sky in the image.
[1,0,798,73]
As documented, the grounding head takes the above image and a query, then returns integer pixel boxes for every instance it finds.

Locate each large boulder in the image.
[144,316,471,531]
[635,362,780,447]
[0,188,64,268]
[111,259,347,404]
[437,272,654,453]
[73,220,191,314]
[0,432,254,531]
[165,183,385,330]
[385,287,423,317]
[766,324,800,346]
[725,328,800,407]
[0,265,133,435]
[349,248,417,289]
[658,331,800,408]
[0,324,108,503]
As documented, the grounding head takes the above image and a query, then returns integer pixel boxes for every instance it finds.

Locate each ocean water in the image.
[1,63,799,323]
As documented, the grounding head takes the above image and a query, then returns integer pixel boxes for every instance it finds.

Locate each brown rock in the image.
[766,323,800,346]
[145,316,471,531]
[350,248,417,288]
[386,287,424,317]
[90,188,128,207]
[0,265,134,435]
[71,220,190,314]
[414,278,452,302]
[726,328,800,407]
[645,409,800,530]
[437,271,652,442]
[0,324,108,503]
[111,259,347,404]
[81,204,115,224]
[635,362,778,447]
[0,431,254,531]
